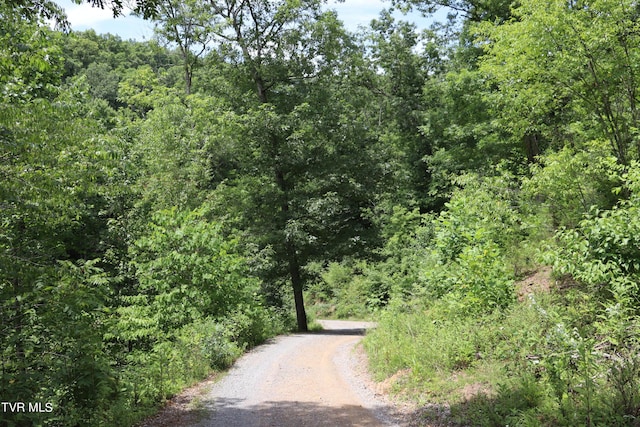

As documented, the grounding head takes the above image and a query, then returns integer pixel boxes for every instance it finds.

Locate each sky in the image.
[53,0,447,41]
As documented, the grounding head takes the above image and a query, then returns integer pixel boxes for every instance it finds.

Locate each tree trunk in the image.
[523,132,540,163]
[185,65,192,95]
[274,167,308,332]
[180,46,192,95]
[287,240,308,332]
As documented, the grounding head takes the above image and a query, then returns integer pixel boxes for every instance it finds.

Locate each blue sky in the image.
[54,0,447,41]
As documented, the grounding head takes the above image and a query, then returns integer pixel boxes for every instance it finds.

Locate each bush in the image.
[116,205,261,342]
[522,140,622,228]
[391,173,523,313]
[548,161,640,304]
[105,304,289,426]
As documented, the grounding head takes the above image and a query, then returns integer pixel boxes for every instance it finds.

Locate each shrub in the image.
[548,161,640,303]
[522,140,622,228]
[117,205,259,341]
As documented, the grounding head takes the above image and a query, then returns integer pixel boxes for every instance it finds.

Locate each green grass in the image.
[363,285,640,426]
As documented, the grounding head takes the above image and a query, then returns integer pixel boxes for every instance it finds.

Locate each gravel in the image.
[190,319,404,427]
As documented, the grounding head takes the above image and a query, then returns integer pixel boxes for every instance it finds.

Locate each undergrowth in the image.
[359,161,640,426]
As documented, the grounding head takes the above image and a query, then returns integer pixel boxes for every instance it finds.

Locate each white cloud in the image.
[65,3,114,27]
[329,0,386,29]
[53,0,152,40]
[328,0,439,32]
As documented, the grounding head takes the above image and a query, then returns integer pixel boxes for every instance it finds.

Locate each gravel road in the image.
[192,319,400,427]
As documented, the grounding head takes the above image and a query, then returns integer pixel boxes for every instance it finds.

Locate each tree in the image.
[194,0,354,331]
[477,0,640,165]
[1,77,129,427]
[152,0,214,94]
[132,91,221,210]
[83,62,121,105]
[2,0,68,27]
[387,0,513,23]
[0,7,64,101]
[357,12,438,210]
[119,206,258,340]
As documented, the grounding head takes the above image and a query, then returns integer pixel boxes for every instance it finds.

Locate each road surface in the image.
[193,319,398,427]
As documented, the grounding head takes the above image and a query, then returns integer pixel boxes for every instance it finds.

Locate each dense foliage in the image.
[3,0,640,425]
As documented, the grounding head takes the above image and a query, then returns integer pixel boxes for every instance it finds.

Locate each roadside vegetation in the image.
[362,162,640,426]
[3,0,640,426]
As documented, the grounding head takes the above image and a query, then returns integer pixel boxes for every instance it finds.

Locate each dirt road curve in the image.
[193,320,398,427]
